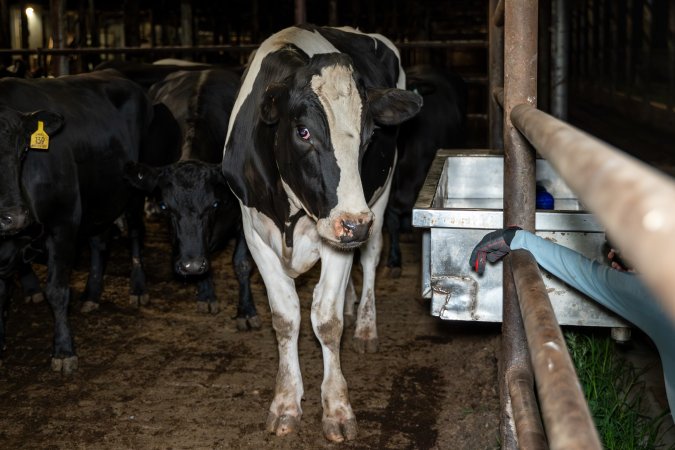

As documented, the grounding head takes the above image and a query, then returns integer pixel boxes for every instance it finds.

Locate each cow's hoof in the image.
[236,317,248,331]
[237,315,262,331]
[130,294,150,307]
[266,412,300,436]
[323,417,358,442]
[51,355,78,374]
[385,266,402,279]
[24,292,44,304]
[80,301,99,313]
[197,301,219,314]
[344,313,355,329]
[353,337,379,354]
[248,315,262,330]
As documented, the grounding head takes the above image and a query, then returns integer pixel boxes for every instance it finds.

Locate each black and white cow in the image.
[222,25,422,441]
[0,69,156,373]
[125,68,260,329]
[385,65,467,277]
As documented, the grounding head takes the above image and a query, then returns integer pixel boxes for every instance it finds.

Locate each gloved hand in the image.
[469,226,522,275]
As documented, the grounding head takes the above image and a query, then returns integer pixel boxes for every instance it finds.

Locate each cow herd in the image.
[0,25,466,442]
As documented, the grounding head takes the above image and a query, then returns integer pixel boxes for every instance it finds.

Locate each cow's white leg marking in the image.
[313,244,357,442]
[354,169,393,354]
[239,206,304,436]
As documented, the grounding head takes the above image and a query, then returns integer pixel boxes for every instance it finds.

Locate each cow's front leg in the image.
[314,248,357,442]
[126,197,149,306]
[0,278,12,360]
[232,230,260,331]
[80,234,108,313]
[246,233,304,436]
[45,229,78,374]
[195,274,219,314]
[384,206,402,278]
[19,262,43,303]
[264,273,303,436]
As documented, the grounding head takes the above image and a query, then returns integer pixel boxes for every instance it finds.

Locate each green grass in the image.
[565,332,674,450]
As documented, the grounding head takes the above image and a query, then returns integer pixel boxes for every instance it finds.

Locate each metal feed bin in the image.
[412,149,627,328]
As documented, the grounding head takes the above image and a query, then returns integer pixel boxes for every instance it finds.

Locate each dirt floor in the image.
[0,220,501,450]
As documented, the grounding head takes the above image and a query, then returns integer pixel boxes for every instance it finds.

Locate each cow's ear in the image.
[368,88,423,126]
[23,110,64,137]
[207,163,229,185]
[123,161,160,192]
[260,83,286,125]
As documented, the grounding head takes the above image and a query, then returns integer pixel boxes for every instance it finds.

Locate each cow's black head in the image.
[0,106,63,235]
[259,53,421,249]
[124,160,235,276]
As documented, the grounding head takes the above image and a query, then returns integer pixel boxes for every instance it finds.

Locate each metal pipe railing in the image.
[502,0,541,448]
[0,45,258,57]
[489,0,505,150]
[0,39,487,59]
[511,250,602,450]
[551,0,570,120]
[511,103,675,324]
[494,0,505,27]
[505,255,548,450]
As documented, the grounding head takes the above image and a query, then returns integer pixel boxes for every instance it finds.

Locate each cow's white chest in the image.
[242,205,321,278]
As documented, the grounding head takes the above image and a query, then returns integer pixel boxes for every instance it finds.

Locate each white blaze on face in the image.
[311,64,370,224]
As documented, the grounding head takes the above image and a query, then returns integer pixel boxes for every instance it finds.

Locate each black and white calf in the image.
[385,65,467,276]
[222,25,421,441]
[0,70,156,373]
[125,68,260,329]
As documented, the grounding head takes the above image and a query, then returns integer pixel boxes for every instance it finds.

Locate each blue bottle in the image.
[536,184,554,210]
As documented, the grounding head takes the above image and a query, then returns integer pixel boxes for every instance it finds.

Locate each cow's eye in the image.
[212,200,220,209]
[159,202,168,211]
[296,126,311,141]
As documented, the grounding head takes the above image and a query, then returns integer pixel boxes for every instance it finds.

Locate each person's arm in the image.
[510,231,649,322]
[510,230,675,415]
[470,228,675,414]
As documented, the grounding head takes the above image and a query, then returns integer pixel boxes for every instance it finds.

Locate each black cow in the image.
[0,69,157,373]
[125,68,260,330]
[385,65,467,277]
[222,25,421,441]
[94,60,215,90]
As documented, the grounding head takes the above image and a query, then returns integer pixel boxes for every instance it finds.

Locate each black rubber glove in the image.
[469,227,522,275]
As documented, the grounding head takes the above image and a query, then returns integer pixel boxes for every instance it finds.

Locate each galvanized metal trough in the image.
[412,149,627,329]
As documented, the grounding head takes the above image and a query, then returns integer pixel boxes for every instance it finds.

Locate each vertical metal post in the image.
[294,0,306,25]
[538,0,551,114]
[180,0,193,47]
[504,0,537,231]
[489,0,504,150]
[642,0,652,120]
[0,0,11,67]
[502,1,541,448]
[49,0,68,76]
[328,0,338,26]
[123,0,140,49]
[551,0,570,119]
[669,0,675,118]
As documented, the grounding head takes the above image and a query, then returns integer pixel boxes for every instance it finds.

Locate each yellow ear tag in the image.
[30,121,50,150]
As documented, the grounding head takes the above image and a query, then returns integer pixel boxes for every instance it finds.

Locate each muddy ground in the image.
[0,220,501,450]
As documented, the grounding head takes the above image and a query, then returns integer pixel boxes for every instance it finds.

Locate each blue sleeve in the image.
[510,230,675,413]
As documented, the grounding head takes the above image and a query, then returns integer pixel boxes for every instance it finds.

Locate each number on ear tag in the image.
[30,121,50,150]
